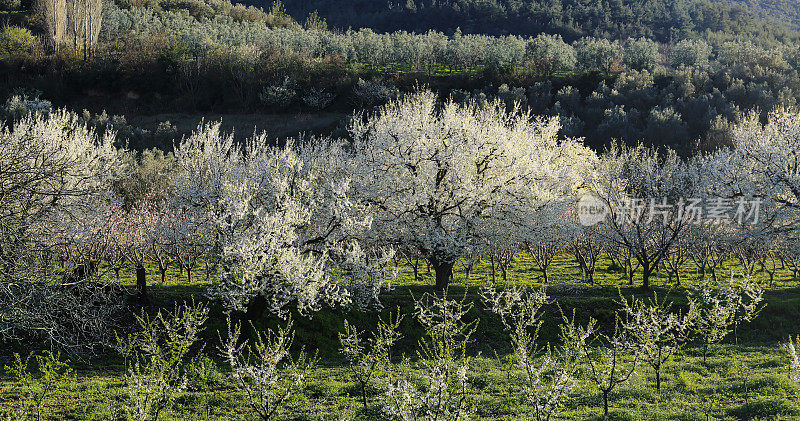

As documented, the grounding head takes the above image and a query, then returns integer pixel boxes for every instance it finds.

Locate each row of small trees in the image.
[7,279,769,420]
[102,4,787,77]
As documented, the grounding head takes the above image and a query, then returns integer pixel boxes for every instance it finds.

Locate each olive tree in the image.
[526,34,576,77]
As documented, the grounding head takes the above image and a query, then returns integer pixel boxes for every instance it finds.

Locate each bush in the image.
[0,0,22,10]
[2,95,53,121]
[301,88,335,110]
[351,78,396,107]
[118,301,209,421]
[160,0,215,19]
[0,26,34,57]
[259,77,297,107]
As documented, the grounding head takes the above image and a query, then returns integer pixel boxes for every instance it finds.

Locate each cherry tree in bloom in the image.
[725,108,800,215]
[115,196,180,301]
[348,90,595,289]
[588,143,702,289]
[0,110,122,273]
[703,108,800,260]
[172,123,392,317]
[0,111,126,355]
[519,202,576,284]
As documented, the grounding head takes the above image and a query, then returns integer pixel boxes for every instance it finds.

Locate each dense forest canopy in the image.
[270,0,800,42]
[728,0,800,28]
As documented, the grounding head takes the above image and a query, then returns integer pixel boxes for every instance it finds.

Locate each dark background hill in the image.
[268,0,798,42]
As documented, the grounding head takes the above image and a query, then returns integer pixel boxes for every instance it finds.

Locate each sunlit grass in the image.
[3,252,800,419]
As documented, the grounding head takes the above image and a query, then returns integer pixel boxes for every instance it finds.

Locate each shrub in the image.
[2,95,52,121]
[619,292,691,392]
[564,313,637,418]
[688,276,764,364]
[160,0,215,19]
[302,88,335,110]
[259,77,297,107]
[339,312,403,408]
[0,26,34,57]
[4,351,73,421]
[383,291,477,420]
[482,286,578,421]
[118,301,209,421]
[220,317,315,421]
[0,0,22,11]
[352,78,396,107]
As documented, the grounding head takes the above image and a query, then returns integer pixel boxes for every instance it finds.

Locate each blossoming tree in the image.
[349,90,595,289]
[171,123,392,317]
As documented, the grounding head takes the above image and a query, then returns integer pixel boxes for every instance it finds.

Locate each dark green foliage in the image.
[274,0,798,43]
[0,0,21,10]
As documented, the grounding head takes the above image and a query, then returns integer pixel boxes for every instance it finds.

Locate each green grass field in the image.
[2,252,800,420]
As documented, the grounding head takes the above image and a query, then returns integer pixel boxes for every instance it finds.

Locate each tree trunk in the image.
[136,264,148,303]
[656,367,661,392]
[641,260,651,289]
[490,254,496,283]
[434,261,454,291]
[360,381,368,408]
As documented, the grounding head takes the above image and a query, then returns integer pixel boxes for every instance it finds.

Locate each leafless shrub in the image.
[118,301,209,421]
[219,317,315,421]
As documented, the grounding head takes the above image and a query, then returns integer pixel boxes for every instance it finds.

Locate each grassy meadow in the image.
[2,252,800,420]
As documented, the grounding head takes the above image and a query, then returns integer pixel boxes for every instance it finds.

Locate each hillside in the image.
[728,0,800,28]
[270,0,797,43]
